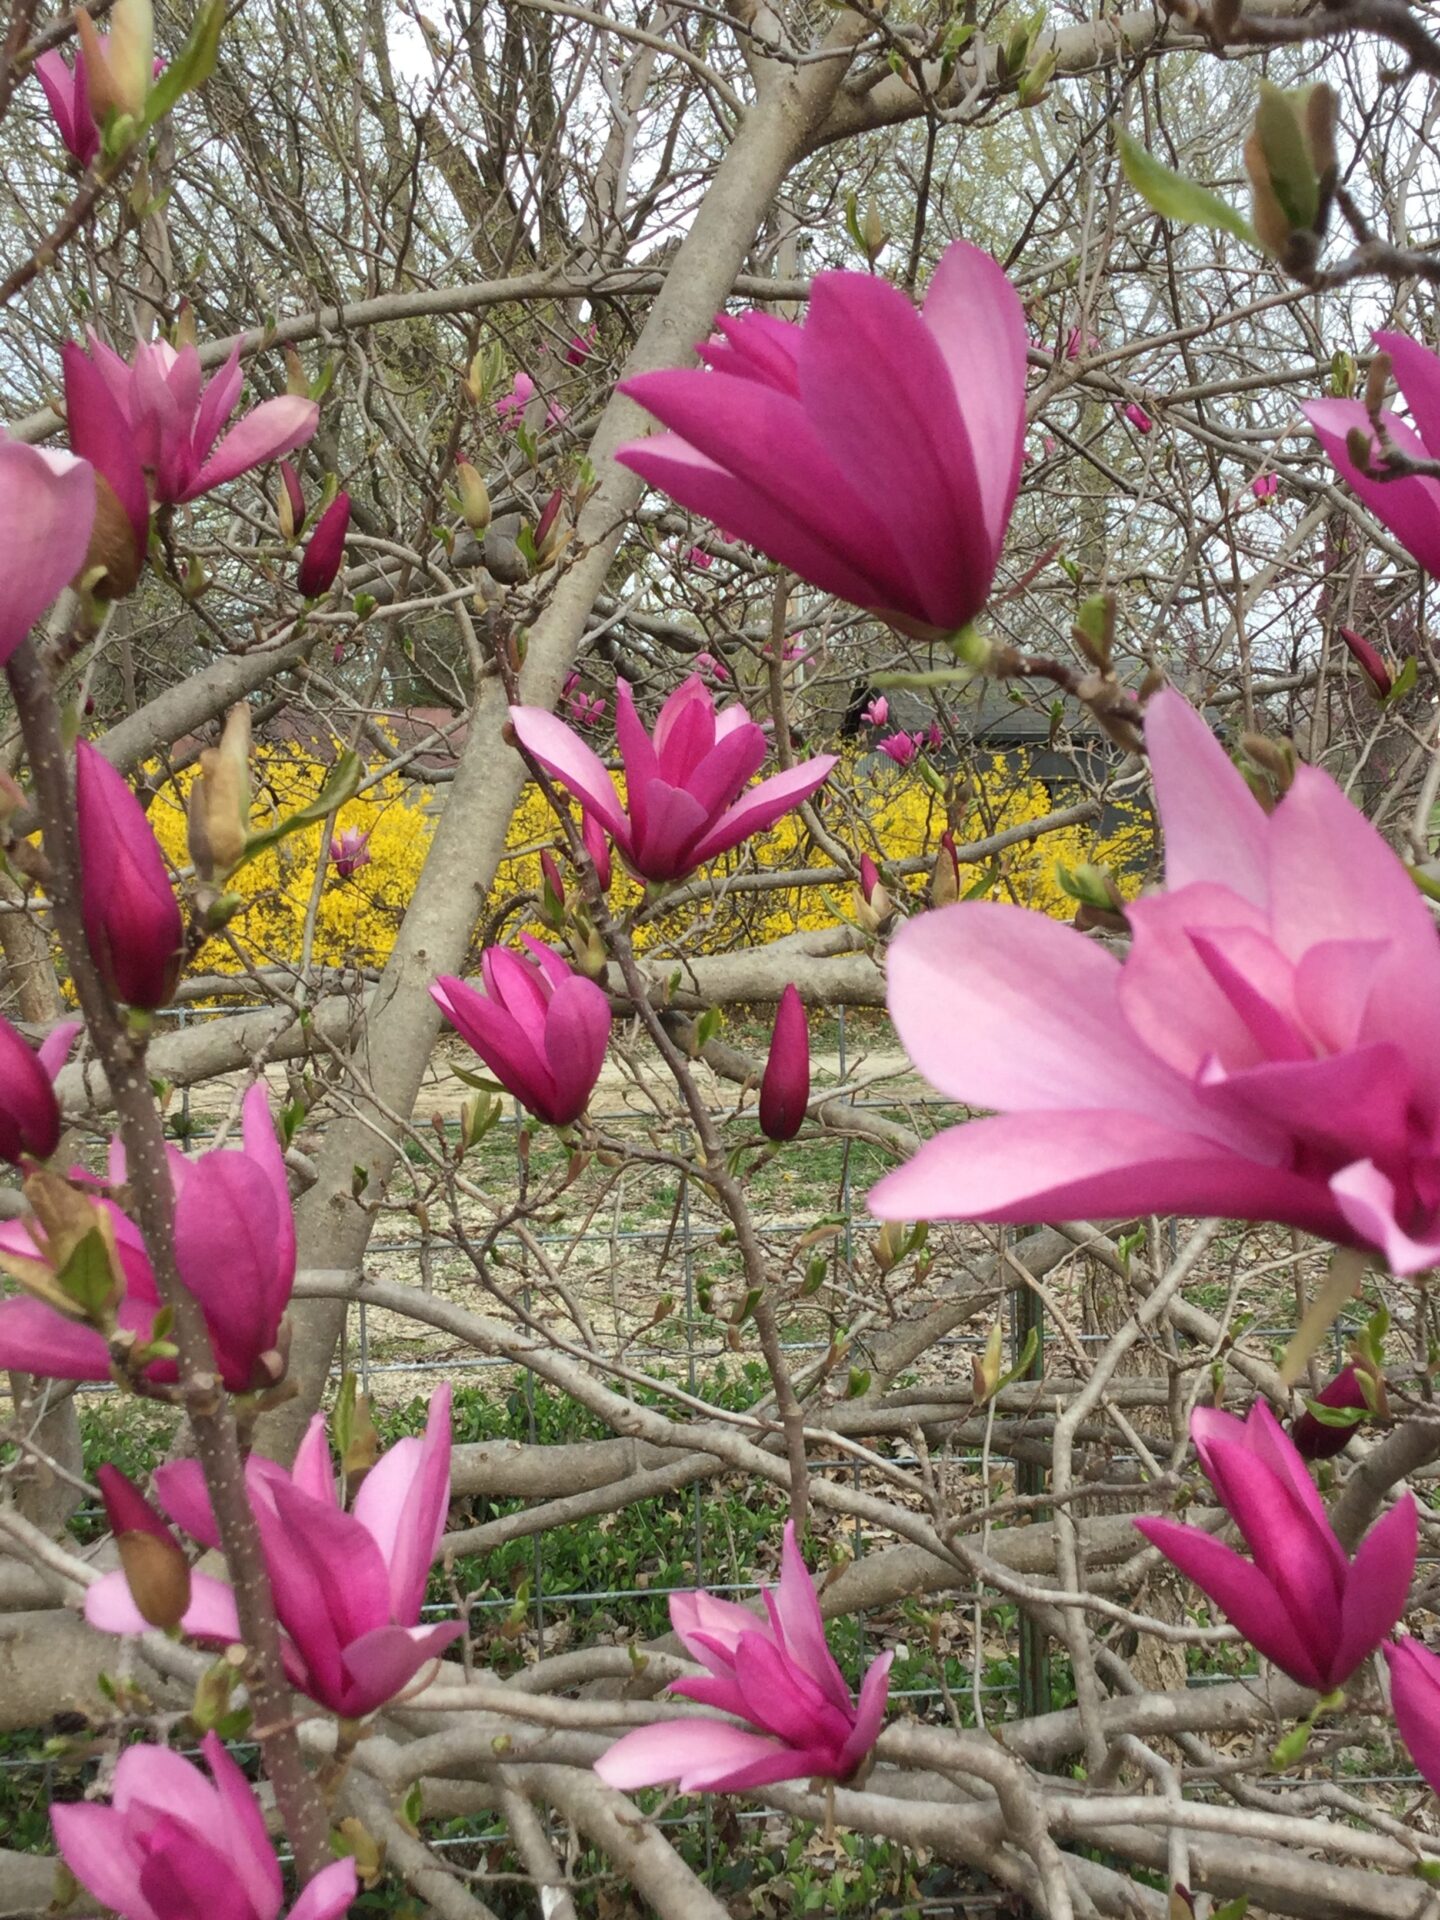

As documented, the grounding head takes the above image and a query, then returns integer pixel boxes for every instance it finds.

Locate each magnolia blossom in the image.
[330,824,372,879]
[34,46,99,166]
[52,1734,357,1920]
[0,1176,163,1381]
[878,731,920,768]
[616,240,1026,639]
[495,371,566,430]
[1123,401,1154,434]
[0,1017,79,1165]
[1135,1404,1414,1692]
[1338,626,1393,698]
[759,985,809,1143]
[511,675,834,885]
[1305,331,1440,576]
[88,1388,462,1719]
[861,696,889,728]
[433,938,610,1127]
[693,649,729,682]
[871,689,1440,1274]
[567,689,607,729]
[1252,472,1279,500]
[687,544,714,571]
[75,333,317,505]
[297,490,350,597]
[75,739,184,1010]
[62,343,151,596]
[0,439,97,660]
[1385,1639,1440,1797]
[596,1522,891,1794]
[566,325,597,365]
[1292,1364,1375,1461]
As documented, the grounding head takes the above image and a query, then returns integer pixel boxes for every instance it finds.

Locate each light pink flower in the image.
[0,438,96,659]
[432,937,610,1127]
[693,650,729,682]
[871,688,1440,1273]
[1305,332,1440,575]
[595,1521,891,1794]
[861,696,889,728]
[75,333,317,505]
[52,1733,357,1920]
[330,824,372,879]
[1385,1638,1440,1796]
[1135,1404,1414,1692]
[616,240,1026,640]
[687,544,713,571]
[87,1387,463,1720]
[511,676,835,885]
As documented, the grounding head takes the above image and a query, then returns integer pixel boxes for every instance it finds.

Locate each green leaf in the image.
[143,0,225,130]
[1117,127,1256,244]
[231,751,363,872]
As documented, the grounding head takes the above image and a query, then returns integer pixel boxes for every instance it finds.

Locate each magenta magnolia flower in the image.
[565,325,596,366]
[693,649,728,682]
[330,824,372,879]
[759,984,809,1143]
[297,490,350,597]
[432,937,610,1127]
[171,1083,296,1390]
[861,696,888,728]
[75,739,184,1010]
[1385,1639,1440,1796]
[1305,332,1440,576]
[1252,472,1279,500]
[0,439,96,660]
[1338,625,1392,698]
[88,1387,463,1719]
[511,675,834,885]
[1123,401,1153,434]
[53,1734,357,1920]
[687,544,714,571]
[495,371,566,430]
[1135,1404,1414,1692]
[0,1016,78,1165]
[567,689,606,729]
[34,46,99,166]
[878,731,920,768]
[616,240,1026,639]
[870,688,1440,1273]
[596,1521,891,1794]
[75,333,317,505]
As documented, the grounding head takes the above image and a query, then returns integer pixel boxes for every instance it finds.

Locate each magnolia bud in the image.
[1364,349,1393,421]
[187,704,252,885]
[1244,81,1338,259]
[456,455,491,531]
[97,1465,191,1630]
[929,831,960,909]
[1345,425,1375,472]
[76,0,153,124]
[277,461,305,542]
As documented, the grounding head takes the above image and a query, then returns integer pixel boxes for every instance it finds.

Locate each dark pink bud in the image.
[1292,1364,1374,1460]
[297,490,350,598]
[0,1016,75,1165]
[1338,626,1393,698]
[1252,472,1279,499]
[539,849,565,924]
[582,810,612,890]
[759,984,809,1143]
[74,739,184,1010]
[535,487,564,549]
[97,1464,191,1630]
[859,853,881,903]
[1123,401,1153,434]
[566,325,596,365]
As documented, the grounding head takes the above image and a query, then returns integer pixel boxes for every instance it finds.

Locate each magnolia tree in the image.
[5,0,1440,1915]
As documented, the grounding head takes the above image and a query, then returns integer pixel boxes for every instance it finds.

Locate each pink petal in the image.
[732,1632,852,1754]
[627,780,710,880]
[1332,1493,1416,1686]
[1144,690,1270,904]
[50,1805,153,1920]
[867,1110,1343,1238]
[837,1650,892,1776]
[288,1858,360,1920]
[352,1383,452,1623]
[1119,887,1271,1077]
[1134,1516,1324,1689]
[336,1619,465,1716]
[0,1297,111,1379]
[595,1720,814,1794]
[1374,331,1440,454]
[769,1520,849,1712]
[201,1732,283,1917]
[37,1018,82,1081]
[153,1456,222,1550]
[191,349,244,466]
[291,1414,339,1508]
[508,705,629,842]
[183,396,319,499]
[671,1588,768,1664]
[542,975,611,1124]
[1303,398,1440,576]
[921,240,1028,556]
[1385,1638,1440,1794]
[687,755,836,866]
[1330,1160,1440,1274]
[241,1083,296,1301]
[0,442,96,664]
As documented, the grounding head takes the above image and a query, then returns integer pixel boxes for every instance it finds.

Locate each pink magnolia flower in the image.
[1338,625,1393,698]
[861,696,888,728]
[1066,327,1100,359]
[432,937,610,1127]
[495,371,566,430]
[0,1084,292,1391]
[52,1733,357,1920]
[878,731,920,768]
[0,1016,78,1165]
[1385,1638,1440,1796]
[296,490,350,597]
[870,689,1440,1274]
[1292,1363,1375,1461]
[62,343,151,595]
[0,439,96,660]
[34,46,98,167]
[687,544,714,571]
[925,721,943,751]
[693,650,729,683]
[330,824,372,879]
[511,676,835,885]
[1305,331,1440,575]
[616,240,1026,640]
[1123,401,1153,434]
[75,333,318,505]
[1134,1404,1415,1693]
[567,689,607,729]
[87,1387,463,1720]
[1252,472,1279,500]
[759,984,809,1143]
[74,739,184,1010]
[170,1083,296,1390]
[595,1521,891,1794]
[566,325,597,366]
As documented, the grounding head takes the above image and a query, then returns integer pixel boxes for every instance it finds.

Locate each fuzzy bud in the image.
[187,703,252,885]
[456,455,491,532]
[97,1465,191,1630]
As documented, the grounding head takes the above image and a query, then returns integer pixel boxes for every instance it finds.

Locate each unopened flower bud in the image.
[97,1465,191,1630]
[1364,349,1393,421]
[539,850,565,927]
[1244,80,1338,259]
[929,830,960,909]
[297,491,350,598]
[277,461,305,542]
[283,345,308,396]
[456,455,491,531]
[1345,425,1375,472]
[76,0,153,124]
[187,703,252,885]
[582,811,612,891]
[854,852,894,933]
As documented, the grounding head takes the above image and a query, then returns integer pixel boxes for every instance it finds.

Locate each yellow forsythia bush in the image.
[147,740,1145,981]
